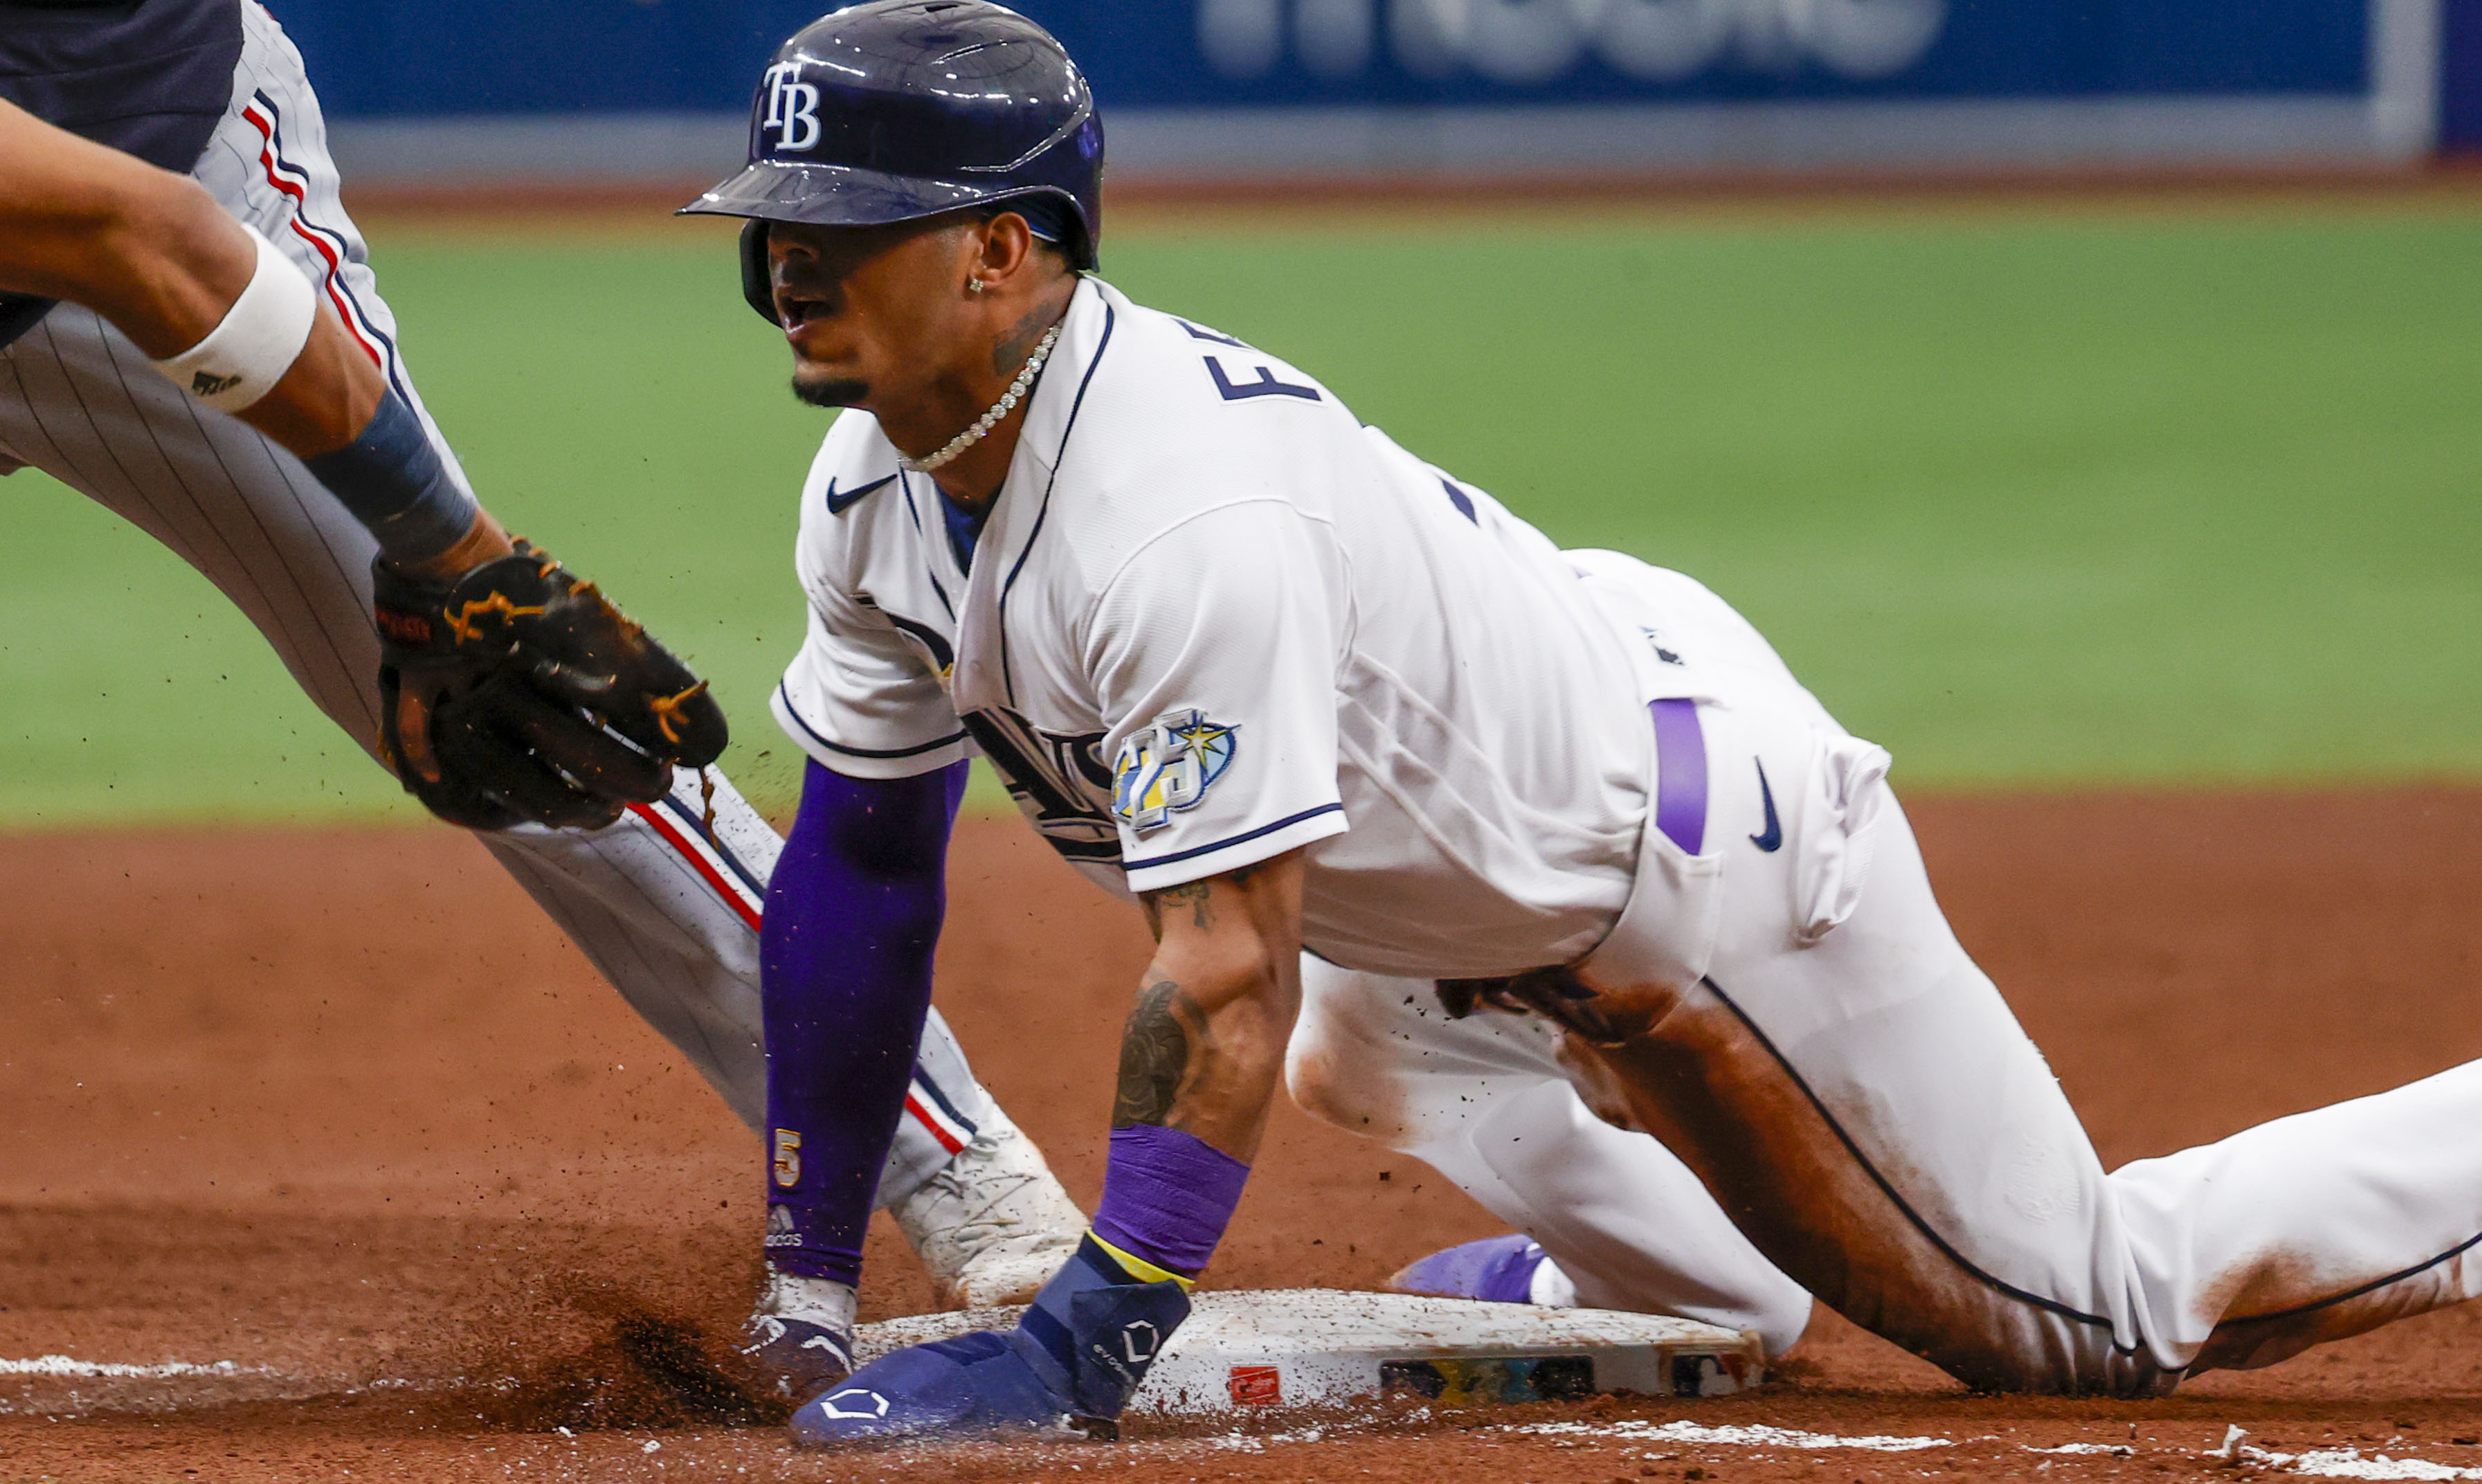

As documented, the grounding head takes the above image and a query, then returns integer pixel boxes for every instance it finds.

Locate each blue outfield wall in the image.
[275,0,2447,180]
[2447,0,2482,149]
[280,0,2370,116]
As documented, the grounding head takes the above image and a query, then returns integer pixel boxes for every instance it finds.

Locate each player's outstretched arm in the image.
[791,850,1307,1440]
[0,99,258,358]
[0,97,395,482]
[0,98,725,827]
[0,97,512,577]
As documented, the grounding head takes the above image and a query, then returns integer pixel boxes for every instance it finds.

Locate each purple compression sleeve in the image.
[761,758,967,1285]
[1092,1123,1251,1278]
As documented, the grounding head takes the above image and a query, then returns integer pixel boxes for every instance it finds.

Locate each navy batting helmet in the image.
[680,1,1104,325]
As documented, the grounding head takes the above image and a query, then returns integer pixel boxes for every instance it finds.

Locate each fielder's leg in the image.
[0,0,1079,1297]
[1287,956,1813,1354]
[0,292,1042,1185]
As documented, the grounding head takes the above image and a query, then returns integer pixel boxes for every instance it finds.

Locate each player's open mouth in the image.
[777,294,832,333]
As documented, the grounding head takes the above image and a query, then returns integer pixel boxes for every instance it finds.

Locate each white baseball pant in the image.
[1294,556,2482,1393]
[1287,956,1815,1355]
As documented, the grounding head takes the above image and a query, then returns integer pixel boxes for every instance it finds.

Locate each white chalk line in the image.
[2213,1427,2482,1482]
[0,1354,385,1413]
[0,1356,275,1380]
[1200,1426,1334,1452]
[2261,1451,2482,1481]
[2201,1424,2482,1481]
[1507,1419,2482,1478]
[1513,1418,1950,1451]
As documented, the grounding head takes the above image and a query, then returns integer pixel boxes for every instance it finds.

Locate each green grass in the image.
[3,201,2476,826]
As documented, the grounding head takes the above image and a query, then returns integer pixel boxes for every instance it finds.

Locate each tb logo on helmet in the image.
[761,61,822,152]
[681,0,1109,325]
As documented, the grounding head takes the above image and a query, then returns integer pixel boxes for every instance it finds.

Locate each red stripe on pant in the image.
[628,801,763,933]
[628,803,963,1155]
[238,104,388,372]
[905,1093,968,1155]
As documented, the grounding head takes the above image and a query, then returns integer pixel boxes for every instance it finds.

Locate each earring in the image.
[967,278,986,294]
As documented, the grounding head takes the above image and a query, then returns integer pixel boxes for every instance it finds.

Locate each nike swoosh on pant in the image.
[1750,759,1783,852]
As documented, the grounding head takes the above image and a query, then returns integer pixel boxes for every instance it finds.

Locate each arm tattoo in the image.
[1139,879,1214,942]
[1113,977,1209,1128]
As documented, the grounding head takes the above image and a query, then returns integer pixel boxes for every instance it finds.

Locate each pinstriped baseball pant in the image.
[0,0,993,1205]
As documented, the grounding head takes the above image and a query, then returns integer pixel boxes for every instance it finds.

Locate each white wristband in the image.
[148,222,318,413]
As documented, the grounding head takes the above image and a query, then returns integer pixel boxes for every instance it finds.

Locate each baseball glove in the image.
[373,539,728,831]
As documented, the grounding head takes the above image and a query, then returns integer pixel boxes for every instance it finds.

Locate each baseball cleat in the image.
[1388,1233,1576,1306]
[740,1312,855,1406]
[893,1103,1087,1308]
[737,1267,858,1405]
[790,1236,1192,1448]
[790,1328,1096,1447]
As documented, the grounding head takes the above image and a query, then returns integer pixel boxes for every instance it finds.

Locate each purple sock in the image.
[761,759,966,1286]
[1091,1124,1251,1278]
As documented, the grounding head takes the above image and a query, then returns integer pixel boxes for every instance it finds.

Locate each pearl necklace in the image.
[897,323,1062,474]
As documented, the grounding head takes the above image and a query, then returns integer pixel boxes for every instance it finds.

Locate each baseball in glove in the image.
[372,539,729,831]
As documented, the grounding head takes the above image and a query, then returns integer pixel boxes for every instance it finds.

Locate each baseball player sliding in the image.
[701,0,2482,1443]
[0,0,1083,1388]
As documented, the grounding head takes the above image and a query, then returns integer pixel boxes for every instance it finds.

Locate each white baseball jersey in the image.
[777,277,1658,979]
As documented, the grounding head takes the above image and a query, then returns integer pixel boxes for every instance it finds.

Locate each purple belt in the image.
[1650,698,1707,855]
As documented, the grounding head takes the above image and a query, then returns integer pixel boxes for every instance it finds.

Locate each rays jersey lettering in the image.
[1112,711,1237,833]
[959,709,1118,862]
[780,276,1661,970]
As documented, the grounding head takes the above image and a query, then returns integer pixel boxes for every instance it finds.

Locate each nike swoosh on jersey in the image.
[1750,759,1783,852]
[825,473,898,515]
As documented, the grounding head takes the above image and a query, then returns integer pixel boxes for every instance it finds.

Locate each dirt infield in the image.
[3,788,2481,1480]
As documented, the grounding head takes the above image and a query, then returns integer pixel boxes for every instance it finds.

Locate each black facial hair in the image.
[790,372,869,408]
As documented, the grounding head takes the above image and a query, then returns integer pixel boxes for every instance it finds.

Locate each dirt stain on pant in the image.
[1575,977,2150,1395]
[2187,1245,2467,1375]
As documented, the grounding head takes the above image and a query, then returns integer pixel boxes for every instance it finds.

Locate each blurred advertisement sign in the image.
[1035,0,2380,103]
[1424,0,1946,82]
[282,0,2445,184]
[1197,0,1948,87]
[2446,0,2482,150]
